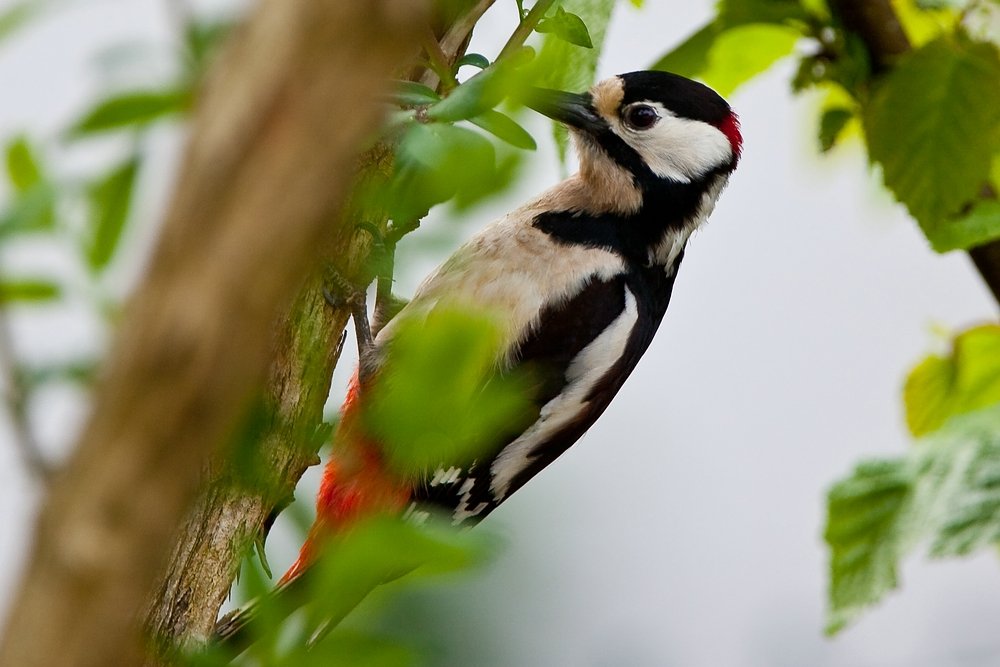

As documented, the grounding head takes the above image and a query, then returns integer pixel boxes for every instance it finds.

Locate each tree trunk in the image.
[0,1,425,665]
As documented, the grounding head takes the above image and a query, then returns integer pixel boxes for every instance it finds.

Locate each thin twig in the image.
[0,306,51,482]
[421,27,459,91]
[421,0,496,89]
[496,0,557,61]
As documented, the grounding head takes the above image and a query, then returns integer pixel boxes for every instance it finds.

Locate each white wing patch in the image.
[489,286,640,501]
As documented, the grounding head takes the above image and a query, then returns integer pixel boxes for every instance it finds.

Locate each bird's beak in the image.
[525,89,605,134]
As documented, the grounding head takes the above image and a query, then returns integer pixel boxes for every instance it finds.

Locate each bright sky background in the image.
[2,1,999,665]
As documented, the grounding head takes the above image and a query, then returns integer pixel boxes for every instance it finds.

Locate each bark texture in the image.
[830,0,1000,308]
[143,2,494,654]
[0,1,425,665]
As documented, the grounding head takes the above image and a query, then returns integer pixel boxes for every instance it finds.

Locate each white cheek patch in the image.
[613,104,733,183]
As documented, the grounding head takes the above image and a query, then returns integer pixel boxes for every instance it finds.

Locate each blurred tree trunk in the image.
[0,1,426,665]
[141,0,496,655]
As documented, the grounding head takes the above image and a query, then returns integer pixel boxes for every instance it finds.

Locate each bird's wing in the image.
[410,256,681,525]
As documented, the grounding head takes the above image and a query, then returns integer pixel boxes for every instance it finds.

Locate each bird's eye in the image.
[624,104,659,130]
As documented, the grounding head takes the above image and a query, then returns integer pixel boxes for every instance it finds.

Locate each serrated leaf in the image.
[825,405,1000,634]
[864,36,1000,236]
[535,7,594,48]
[904,325,1000,436]
[0,278,60,304]
[5,136,43,192]
[68,88,191,137]
[926,200,1000,253]
[819,107,853,152]
[468,110,536,149]
[87,157,139,271]
[825,459,914,635]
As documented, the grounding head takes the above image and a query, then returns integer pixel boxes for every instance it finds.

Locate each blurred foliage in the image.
[363,306,534,475]
[189,515,498,667]
[904,325,1000,437]
[825,405,1000,633]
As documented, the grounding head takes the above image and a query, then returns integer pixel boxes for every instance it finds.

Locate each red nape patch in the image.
[720,111,743,164]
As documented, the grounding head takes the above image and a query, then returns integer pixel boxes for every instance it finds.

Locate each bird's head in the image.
[527,71,741,196]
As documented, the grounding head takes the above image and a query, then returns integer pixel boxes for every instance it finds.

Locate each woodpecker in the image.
[215,71,740,644]
[278,69,741,584]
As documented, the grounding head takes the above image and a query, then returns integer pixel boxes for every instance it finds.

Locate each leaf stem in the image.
[421,27,460,92]
[497,0,558,61]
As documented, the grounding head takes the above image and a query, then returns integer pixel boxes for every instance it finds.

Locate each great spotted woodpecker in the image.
[215,72,741,644]
[278,69,742,583]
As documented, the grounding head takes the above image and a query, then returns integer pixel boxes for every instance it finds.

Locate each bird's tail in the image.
[212,370,410,650]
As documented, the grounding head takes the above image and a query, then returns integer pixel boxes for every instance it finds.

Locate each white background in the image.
[2,1,999,665]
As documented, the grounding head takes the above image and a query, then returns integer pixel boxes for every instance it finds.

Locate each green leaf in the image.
[718,0,811,25]
[0,184,56,236]
[535,7,594,48]
[68,88,191,137]
[363,306,534,475]
[468,110,537,149]
[926,199,1000,253]
[650,4,803,95]
[535,0,617,162]
[391,81,441,106]
[699,23,799,96]
[825,459,914,635]
[388,122,506,220]
[650,23,719,78]
[0,1,40,45]
[456,53,490,70]
[5,136,43,192]
[87,157,140,271]
[819,107,853,152]
[184,19,234,72]
[863,36,1000,237]
[904,325,1000,437]
[0,279,60,304]
[426,60,525,122]
[825,405,1000,634]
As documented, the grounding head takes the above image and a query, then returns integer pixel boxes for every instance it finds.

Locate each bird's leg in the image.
[322,267,378,387]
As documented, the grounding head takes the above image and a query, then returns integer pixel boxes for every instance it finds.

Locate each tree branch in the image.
[0,306,51,482]
[830,0,1000,308]
[0,1,426,665]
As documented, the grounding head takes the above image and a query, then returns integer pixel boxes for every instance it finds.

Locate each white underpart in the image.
[489,286,639,501]
[612,103,732,184]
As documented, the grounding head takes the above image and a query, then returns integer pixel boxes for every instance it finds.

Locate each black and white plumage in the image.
[385,70,742,525]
